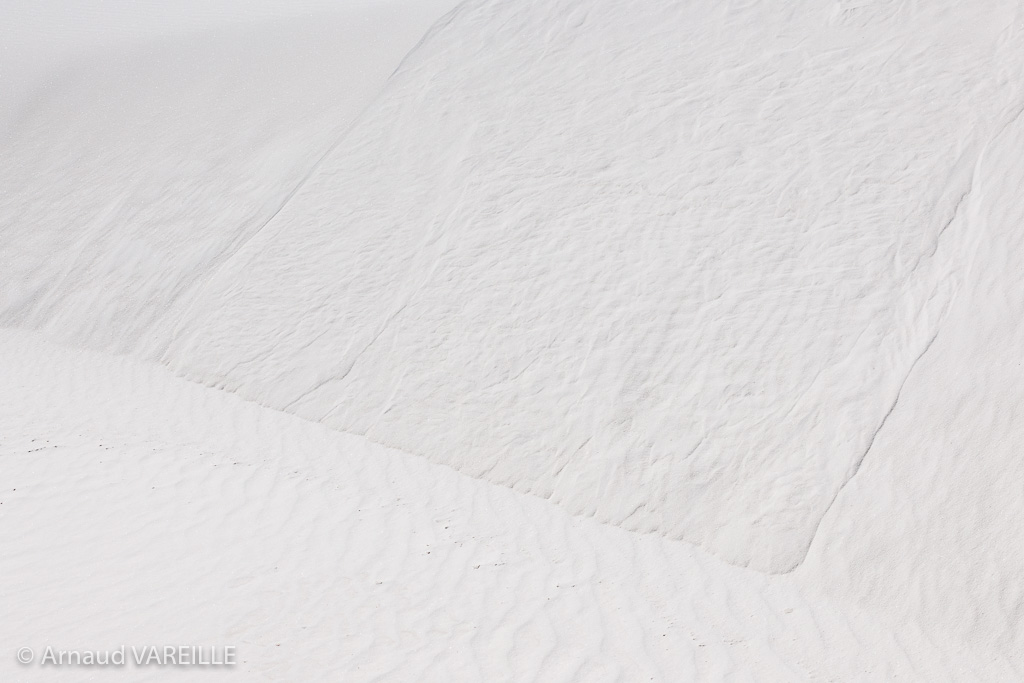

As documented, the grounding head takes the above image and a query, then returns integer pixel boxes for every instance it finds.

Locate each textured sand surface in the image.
[3,0,1024,679]
[157,0,1024,571]
[6,0,1024,572]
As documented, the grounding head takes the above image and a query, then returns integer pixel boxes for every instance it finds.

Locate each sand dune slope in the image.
[7,0,1022,571]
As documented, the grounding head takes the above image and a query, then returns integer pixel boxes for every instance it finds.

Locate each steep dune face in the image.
[3,0,1023,573]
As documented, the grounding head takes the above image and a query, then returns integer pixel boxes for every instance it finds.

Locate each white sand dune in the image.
[2,0,1024,679]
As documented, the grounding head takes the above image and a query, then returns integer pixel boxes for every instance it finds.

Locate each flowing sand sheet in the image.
[11,0,1015,571]
[3,0,1024,679]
